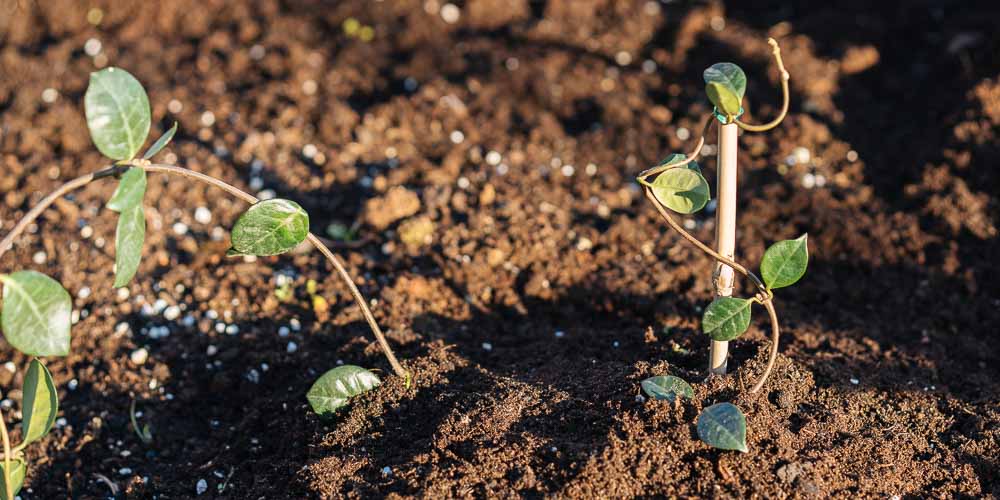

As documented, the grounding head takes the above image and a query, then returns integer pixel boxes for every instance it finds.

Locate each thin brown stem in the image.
[735,38,790,133]
[637,116,714,179]
[750,297,780,393]
[0,410,12,500]
[0,163,409,379]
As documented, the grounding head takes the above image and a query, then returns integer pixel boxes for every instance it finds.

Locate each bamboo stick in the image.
[709,121,739,374]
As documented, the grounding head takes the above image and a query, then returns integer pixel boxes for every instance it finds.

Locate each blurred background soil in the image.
[0,0,998,497]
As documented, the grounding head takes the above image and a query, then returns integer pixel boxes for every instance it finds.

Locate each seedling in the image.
[0,68,408,493]
[637,39,808,452]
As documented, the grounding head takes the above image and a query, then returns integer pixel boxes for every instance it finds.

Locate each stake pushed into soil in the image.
[0,162,409,381]
[638,38,794,394]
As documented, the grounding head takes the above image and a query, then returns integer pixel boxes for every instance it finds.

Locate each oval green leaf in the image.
[0,459,25,500]
[650,167,711,214]
[760,234,808,290]
[0,271,72,356]
[641,375,694,402]
[231,199,310,256]
[107,168,147,288]
[85,67,151,161]
[697,402,748,452]
[21,359,58,446]
[307,365,381,416]
[702,297,752,341]
[143,122,178,160]
[703,62,747,99]
[704,63,746,117]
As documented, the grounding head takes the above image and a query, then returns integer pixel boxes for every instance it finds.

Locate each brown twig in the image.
[734,38,790,133]
[0,162,409,380]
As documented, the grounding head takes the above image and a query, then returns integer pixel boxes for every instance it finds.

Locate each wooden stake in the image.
[710,121,739,374]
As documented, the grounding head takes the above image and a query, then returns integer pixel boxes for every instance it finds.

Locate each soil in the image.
[1,0,999,498]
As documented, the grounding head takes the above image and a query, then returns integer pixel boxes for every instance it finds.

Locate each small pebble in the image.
[68,379,79,390]
[381,466,392,476]
[130,348,149,365]
[850,378,860,385]
[482,342,493,351]
[173,222,189,236]
[206,345,218,356]
[119,467,133,476]
[278,326,291,338]
[3,362,14,373]
[793,147,811,165]
[290,319,302,331]
[440,3,460,23]
[163,305,181,321]
[485,151,502,166]
[196,479,208,495]
[555,330,565,338]
[286,341,298,353]
[194,207,212,224]
[32,251,47,264]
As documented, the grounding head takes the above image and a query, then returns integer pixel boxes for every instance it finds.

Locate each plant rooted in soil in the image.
[0,67,409,495]
[638,38,808,452]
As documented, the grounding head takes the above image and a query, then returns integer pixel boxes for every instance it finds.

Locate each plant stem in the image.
[0,410,12,500]
[735,38,790,133]
[0,163,409,380]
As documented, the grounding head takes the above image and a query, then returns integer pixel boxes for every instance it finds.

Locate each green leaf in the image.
[230,199,310,256]
[697,402,748,452]
[655,153,702,173]
[307,365,381,416]
[21,359,58,446]
[106,167,147,211]
[641,375,694,402]
[760,234,809,290]
[0,271,72,356]
[704,63,747,99]
[106,168,147,288]
[650,168,711,214]
[142,121,178,160]
[113,203,145,288]
[0,459,25,500]
[84,67,151,161]
[702,297,752,341]
[704,63,746,117]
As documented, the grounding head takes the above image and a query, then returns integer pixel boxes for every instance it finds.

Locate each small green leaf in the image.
[760,234,809,290]
[0,459,25,500]
[231,199,310,256]
[21,359,58,446]
[0,271,72,356]
[650,168,711,214]
[704,63,747,99]
[702,297,752,341]
[697,402,748,452]
[655,153,702,173]
[106,168,147,288]
[641,375,694,402]
[142,122,178,160]
[307,365,381,416]
[84,67,151,161]
[704,63,746,117]
[106,167,147,212]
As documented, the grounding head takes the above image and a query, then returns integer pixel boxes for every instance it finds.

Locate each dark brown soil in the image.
[2,0,999,498]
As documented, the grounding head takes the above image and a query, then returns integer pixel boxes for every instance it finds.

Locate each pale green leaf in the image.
[697,402,748,452]
[231,199,310,256]
[760,234,809,290]
[307,365,381,416]
[21,359,58,446]
[112,203,145,288]
[702,297,752,341]
[0,459,25,500]
[0,271,72,356]
[704,63,746,117]
[641,375,694,402]
[106,167,146,212]
[650,167,711,214]
[84,67,151,161]
[703,63,747,99]
[106,168,147,288]
[142,122,178,159]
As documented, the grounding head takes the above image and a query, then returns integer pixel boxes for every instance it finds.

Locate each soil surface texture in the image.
[1,0,999,498]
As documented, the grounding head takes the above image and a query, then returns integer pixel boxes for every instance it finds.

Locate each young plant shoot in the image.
[638,39,808,452]
[0,68,409,493]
